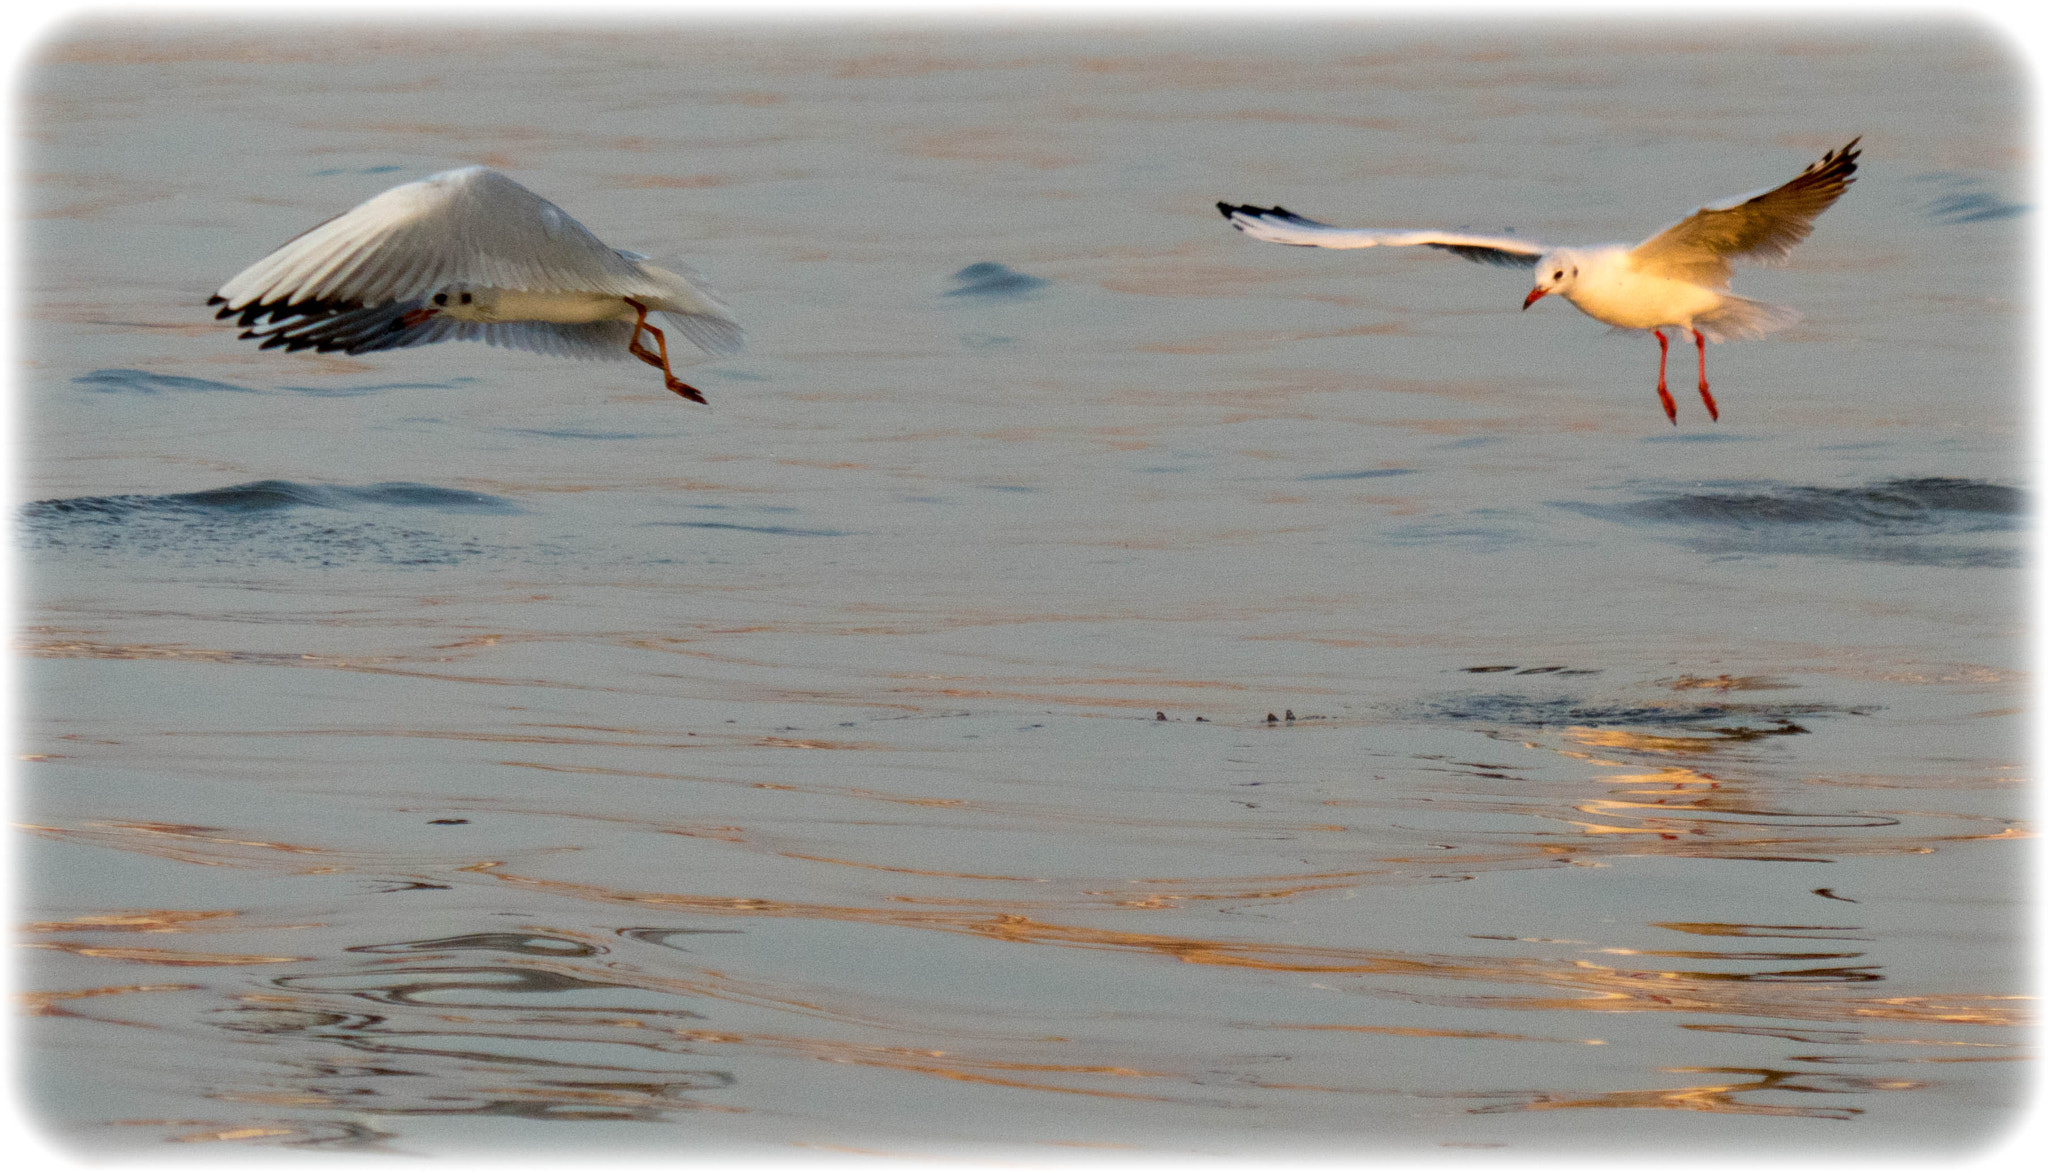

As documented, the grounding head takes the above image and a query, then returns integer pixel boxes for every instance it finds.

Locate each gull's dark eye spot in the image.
[1552,270,1564,280]
[432,293,448,306]
[459,292,473,305]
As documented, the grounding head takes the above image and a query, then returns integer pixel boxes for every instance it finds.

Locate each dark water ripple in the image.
[75,367,472,397]
[20,480,518,567]
[73,369,267,395]
[1301,468,1417,481]
[642,520,852,537]
[1909,172,2029,224]
[1557,477,2024,568]
[943,261,1049,299]
[25,480,520,519]
[1408,692,1865,731]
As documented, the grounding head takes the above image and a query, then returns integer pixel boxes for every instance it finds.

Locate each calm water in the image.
[12,17,2030,1159]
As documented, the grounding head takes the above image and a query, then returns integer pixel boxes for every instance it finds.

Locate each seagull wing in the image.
[229,299,647,362]
[211,167,670,314]
[1628,138,1860,286]
[1217,203,1546,268]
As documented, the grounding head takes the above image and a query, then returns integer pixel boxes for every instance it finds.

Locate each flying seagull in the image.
[210,166,743,404]
[1219,138,1860,423]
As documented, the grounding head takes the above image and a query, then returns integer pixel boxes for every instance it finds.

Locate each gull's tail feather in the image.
[659,311,745,358]
[1694,295,1801,343]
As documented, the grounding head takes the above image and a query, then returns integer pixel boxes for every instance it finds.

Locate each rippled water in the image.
[14,16,2030,1159]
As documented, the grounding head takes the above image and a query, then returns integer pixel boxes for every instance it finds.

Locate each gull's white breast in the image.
[1564,249,1726,331]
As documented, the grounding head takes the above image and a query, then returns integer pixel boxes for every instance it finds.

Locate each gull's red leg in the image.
[623,297,708,405]
[1691,328,1718,422]
[618,294,708,405]
[399,306,439,328]
[1653,329,1676,424]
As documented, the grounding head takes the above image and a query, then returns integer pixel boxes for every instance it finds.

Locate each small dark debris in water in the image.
[944,262,1049,299]
[1706,720,1809,741]
[1195,716,1208,722]
[1157,711,1168,722]
[1285,709,1296,722]
[1814,888,1858,903]
[1266,713,1278,724]
[1465,665,1518,674]
[427,818,469,825]
[1515,666,1567,675]
[1464,664,1600,676]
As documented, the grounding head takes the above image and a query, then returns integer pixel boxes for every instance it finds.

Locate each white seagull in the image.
[210,166,743,404]
[1219,138,1860,423]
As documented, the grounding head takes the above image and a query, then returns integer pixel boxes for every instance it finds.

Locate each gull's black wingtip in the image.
[1816,136,1861,179]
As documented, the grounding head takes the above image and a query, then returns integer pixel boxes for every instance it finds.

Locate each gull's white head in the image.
[1523,249,1581,310]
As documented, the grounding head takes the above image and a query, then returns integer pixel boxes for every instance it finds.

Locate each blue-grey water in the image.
[13,17,2030,1159]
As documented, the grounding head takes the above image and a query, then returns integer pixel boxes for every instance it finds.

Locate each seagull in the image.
[1219,138,1860,423]
[209,166,743,404]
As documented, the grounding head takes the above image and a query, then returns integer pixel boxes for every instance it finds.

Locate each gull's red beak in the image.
[1522,287,1548,310]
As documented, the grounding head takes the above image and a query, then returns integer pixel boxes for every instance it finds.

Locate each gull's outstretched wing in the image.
[226,297,645,361]
[210,167,672,314]
[1217,203,1546,268]
[1629,138,1861,286]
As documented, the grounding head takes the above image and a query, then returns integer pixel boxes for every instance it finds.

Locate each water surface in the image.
[14,17,2029,1159]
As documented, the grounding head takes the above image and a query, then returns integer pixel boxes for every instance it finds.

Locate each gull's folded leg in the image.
[1653,329,1677,425]
[1691,329,1718,422]
[624,296,708,405]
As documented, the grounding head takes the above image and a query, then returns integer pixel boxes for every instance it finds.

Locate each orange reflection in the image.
[25,909,241,934]
[28,942,306,966]
[1473,1066,1924,1119]
[473,867,2029,1029]
[670,1029,1179,1100]
[21,983,197,1020]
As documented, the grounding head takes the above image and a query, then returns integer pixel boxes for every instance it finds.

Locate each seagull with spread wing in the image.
[210,167,743,404]
[1219,138,1860,423]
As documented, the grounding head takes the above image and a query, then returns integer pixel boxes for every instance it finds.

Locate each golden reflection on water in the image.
[1469,1066,1903,1120]
[32,814,2010,1033]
